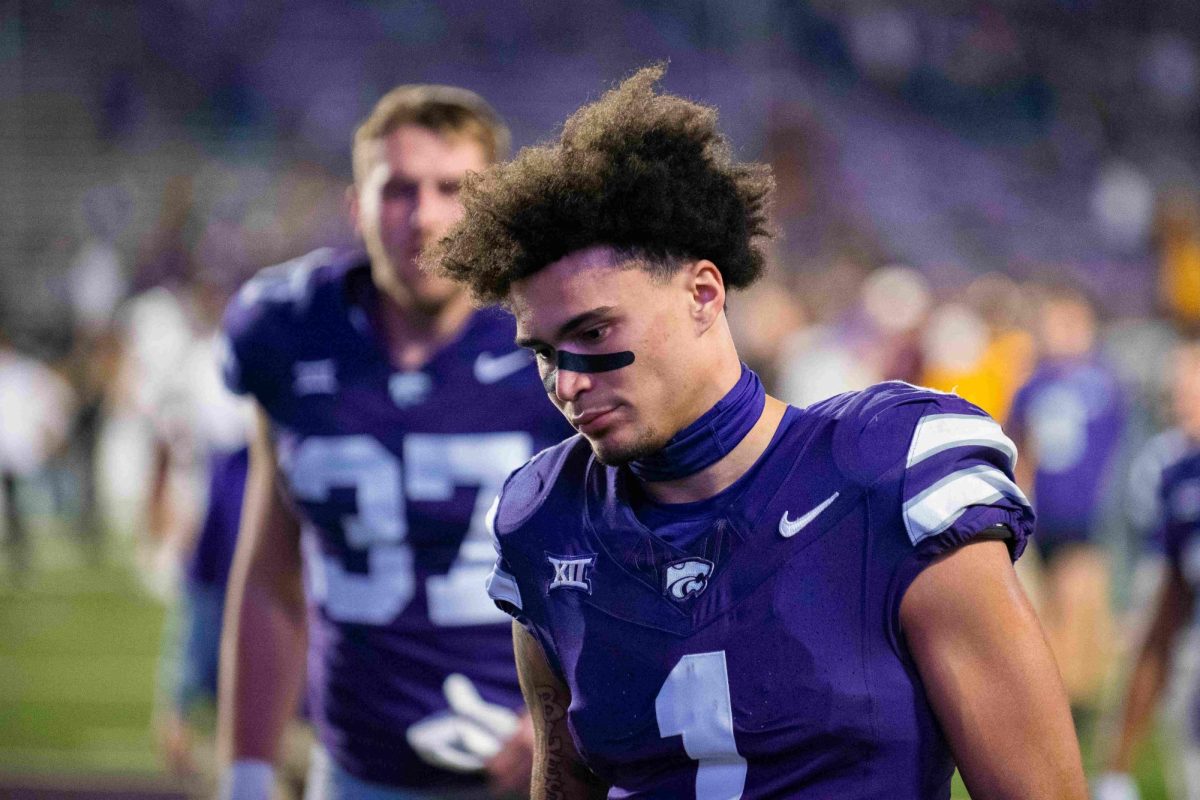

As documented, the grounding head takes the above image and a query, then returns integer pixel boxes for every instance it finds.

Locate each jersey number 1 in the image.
[656,651,747,800]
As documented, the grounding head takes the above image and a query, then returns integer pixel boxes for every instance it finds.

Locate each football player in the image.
[217,85,572,799]
[136,282,262,790]
[430,66,1088,799]
[1097,339,1200,800]
[1007,286,1126,715]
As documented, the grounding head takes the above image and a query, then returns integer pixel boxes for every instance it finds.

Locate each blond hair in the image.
[352,84,509,183]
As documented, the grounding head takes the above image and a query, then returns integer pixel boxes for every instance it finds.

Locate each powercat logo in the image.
[662,558,714,601]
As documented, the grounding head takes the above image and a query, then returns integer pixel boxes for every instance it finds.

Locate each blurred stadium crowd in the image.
[5,0,1200,797]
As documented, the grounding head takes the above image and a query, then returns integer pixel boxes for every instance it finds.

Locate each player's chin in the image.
[398,271,463,312]
[411,286,461,314]
[588,428,663,467]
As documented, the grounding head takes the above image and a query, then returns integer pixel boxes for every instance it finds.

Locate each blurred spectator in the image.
[1008,285,1127,723]
[57,185,135,562]
[117,275,307,797]
[775,305,880,408]
[1156,187,1200,329]
[921,301,992,397]
[0,328,76,577]
[858,264,929,383]
[775,264,928,407]
[921,273,1036,422]
[150,326,247,790]
[118,285,203,586]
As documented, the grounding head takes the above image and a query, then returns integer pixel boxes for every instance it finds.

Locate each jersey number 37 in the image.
[287,432,532,627]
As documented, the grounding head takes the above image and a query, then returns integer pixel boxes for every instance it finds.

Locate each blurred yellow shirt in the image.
[1161,236,1200,322]
[921,329,1035,424]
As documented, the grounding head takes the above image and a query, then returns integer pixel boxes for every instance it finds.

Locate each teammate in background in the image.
[431,66,1086,799]
[217,85,572,800]
[1096,340,1200,800]
[1006,286,1126,717]
[138,277,312,798]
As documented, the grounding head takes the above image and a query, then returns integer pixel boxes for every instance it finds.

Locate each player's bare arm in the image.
[513,623,607,800]
[217,404,306,776]
[901,538,1087,800]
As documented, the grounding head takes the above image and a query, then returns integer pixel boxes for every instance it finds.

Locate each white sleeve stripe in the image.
[907,413,1017,470]
[485,495,501,551]
[485,565,523,611]
[903,465,1030,544]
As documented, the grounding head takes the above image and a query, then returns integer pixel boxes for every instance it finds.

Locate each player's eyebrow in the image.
[516,306,617,350]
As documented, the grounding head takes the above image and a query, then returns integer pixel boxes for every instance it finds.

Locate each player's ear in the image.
[689,259,726,334]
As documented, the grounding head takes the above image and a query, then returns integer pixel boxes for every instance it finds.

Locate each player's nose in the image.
[555,366,591,403]
[410,185,450,238]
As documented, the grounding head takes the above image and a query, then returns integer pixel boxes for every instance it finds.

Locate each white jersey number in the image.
[656,651,747,800]
[289,432,532,626]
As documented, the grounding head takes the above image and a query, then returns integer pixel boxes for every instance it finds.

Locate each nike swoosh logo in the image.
[474,350,534,384]
[779,492,840,538]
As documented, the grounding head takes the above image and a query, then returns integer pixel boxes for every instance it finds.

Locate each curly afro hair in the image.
[428,65,775,305]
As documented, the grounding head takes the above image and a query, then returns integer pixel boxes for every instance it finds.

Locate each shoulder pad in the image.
[220,249,347,398]
[234,248,337,312]
[223,248,340,343]
[829,382,993,486]
[826,383,1031,558]
[493,435,589,537]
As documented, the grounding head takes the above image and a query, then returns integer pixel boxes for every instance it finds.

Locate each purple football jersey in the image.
[185,445,249,588]
[1157,447,1200,740]
[222,249,573,789]
[1127,428,1191,553]
[1161,448,1200,587]
[1007,356,1125,542]
[488,382,1033,799]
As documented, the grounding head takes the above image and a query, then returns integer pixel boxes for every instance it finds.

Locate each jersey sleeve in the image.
[837,383,1035,646]
[484,440,584,682]
[899,401,1032,558]
[484,492,526,621]
[1160,463,1200,574]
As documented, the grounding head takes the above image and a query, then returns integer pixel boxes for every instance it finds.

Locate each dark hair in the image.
[430,65,775,304]
[352,84,510,182]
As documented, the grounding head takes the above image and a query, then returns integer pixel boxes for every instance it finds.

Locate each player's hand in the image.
[485,711,533,798]
[407,674,520,773]
[1092,772,1140,800]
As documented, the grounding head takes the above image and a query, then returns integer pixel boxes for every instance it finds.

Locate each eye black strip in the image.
[555,350,635,373]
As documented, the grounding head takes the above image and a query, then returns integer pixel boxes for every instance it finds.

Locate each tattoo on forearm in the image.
[535,683,571,800]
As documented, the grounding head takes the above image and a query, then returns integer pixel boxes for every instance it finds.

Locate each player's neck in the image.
[372,288,476,371]
[639,395,788,505]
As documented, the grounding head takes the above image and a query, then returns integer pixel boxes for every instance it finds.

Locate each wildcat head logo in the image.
[662,558,714,601]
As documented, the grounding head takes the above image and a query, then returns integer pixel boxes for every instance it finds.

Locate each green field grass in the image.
[0,521,167,777]
[0,518,1181,797]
